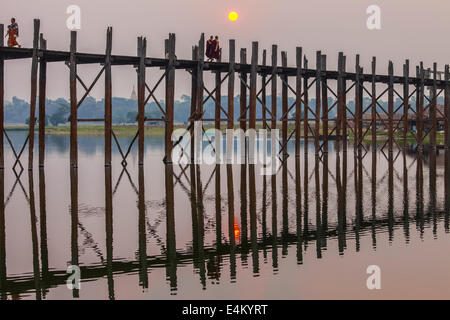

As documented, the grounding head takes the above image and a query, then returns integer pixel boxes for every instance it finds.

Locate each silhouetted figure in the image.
[6,18,20,48]
[212,36,221,62]
[205,35,214,62]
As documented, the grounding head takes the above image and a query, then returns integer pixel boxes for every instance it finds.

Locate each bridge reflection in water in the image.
[0,140,449,300]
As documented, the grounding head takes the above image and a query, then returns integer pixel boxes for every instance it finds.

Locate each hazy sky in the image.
[1,0,449,101]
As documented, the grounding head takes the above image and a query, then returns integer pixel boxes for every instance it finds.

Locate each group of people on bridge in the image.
[206,35,221,62]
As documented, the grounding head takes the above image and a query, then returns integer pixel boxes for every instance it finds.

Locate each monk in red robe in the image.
[212,36,221,62]
[205,36,214,62]
[6,18,21,48]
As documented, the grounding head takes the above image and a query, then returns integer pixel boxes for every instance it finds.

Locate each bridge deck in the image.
[0,46,442,87]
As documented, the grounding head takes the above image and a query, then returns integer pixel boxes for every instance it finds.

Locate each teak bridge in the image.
[1,19,449,171]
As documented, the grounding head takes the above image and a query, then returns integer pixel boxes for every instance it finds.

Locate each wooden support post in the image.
[165,33,176,163]
[0,24,4,170]
[417,64,424,152]
[28,19,40,170]
[194,35,204,164]
[0,24,3,298]
[249,42,258,130]
[228,40,235,130]
[196,34,205,122]
[104,27,112,167]
[70,31,78,168]
[239,48,247,131]
[403,60,409,147]
[321,54,328,153]
[303,57,308,151]
[354,54,361,149]
[336,53,343,151]
[215,70,221,130]
[431,62,437,149]
[388,61,394,153]
[262,50,267,129]
[445,65,450,149]
[190,46,198,161]
[137,37,147,166]
[271,45,277,130]
[38,34,47,167]
[281,51,288,157]
[342,55,348,152]
[371,57,377,149]
[315,51,321,154]
[249,42,258,164]
[295,47,302,157]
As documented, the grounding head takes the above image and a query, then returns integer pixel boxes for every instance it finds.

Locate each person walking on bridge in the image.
[212,36,221,62]
[5,18,21,48]
[205,35,214,62]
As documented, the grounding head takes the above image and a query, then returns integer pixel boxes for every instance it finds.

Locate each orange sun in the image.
[228,11,239,22]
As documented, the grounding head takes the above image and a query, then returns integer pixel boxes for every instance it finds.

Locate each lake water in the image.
[1,132,450,300]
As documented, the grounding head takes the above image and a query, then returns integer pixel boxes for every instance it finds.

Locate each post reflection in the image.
[138,165,148,289]
[1,141,449,298]
[165,164,177,293]
[70,167,79,298]
[104,167,114,300]
[38,168,49,298]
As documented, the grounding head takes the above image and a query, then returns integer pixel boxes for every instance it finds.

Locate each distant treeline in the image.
[3,94,438,125]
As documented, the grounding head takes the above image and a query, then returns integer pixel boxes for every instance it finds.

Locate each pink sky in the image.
[1,0,449,101]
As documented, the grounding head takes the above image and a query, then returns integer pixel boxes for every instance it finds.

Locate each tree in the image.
[126,111,138,123]
[49,104,69,126]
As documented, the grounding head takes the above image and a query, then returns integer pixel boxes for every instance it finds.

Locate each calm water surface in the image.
[1,132,450,299]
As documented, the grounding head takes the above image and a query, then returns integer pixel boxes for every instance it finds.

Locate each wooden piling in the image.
[38,34,47,167]
[196,34,205,122]
[430,63,437,149]
[239,48,247,131]
[104,27,112,167]
[190,46,198,160]
[403,60,409,147]
[303,57,308,151]
[315,51,321,154]
[0,24,4,170]
[354,55,361,149]
[249,42,258,131]
[215,70,221,130]
[249,42,258,164]
[416,62,424,151]
[445,65,450,149]
[271,45,277,130]
[371,57,377,149]
[227,40,235,131]
[336,53,343,151]
[342,55,348,152]
[262,50,267,129]
[28,19,40,170]
[165,33,176,163]
[295,47,302,157]
[321,54,328,153]
[137,37,147,166]
[70,31,78,168]
[388,61,394,153]
[281,51,288,157]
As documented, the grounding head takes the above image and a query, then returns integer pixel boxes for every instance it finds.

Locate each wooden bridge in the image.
[1,19,450,171]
